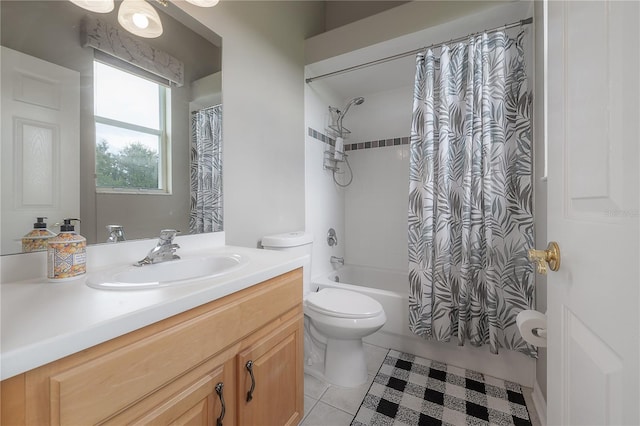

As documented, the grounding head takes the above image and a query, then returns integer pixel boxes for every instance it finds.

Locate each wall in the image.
[191,72,223,111]
[177,1,325,248]
[343,87,412,271]
[324,1,408,32]
[306,1,505,65]
[303,83,412,279]
[304,85,345,278]
[0,1,220,244]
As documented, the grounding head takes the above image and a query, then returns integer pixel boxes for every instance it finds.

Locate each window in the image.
[94,61,170,192]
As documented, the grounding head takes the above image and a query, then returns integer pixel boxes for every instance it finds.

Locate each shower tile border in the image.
[308,127,336,147]
[307,127,409,152]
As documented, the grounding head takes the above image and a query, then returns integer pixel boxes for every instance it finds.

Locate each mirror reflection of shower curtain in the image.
[190,105,223,234]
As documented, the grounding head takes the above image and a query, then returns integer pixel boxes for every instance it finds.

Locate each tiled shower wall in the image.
[307,127,410,152]
[304,86,345,280]
[344,87,413,272]
[306,86,414,273]
[344,143,411,271]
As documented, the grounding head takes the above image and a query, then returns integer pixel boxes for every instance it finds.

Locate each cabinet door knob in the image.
[245,360,256,402]
[215,382,225,426]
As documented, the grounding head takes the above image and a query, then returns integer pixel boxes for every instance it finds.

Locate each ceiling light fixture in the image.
[69,0,218,39]
[69,0,114,13]
[118,0,163,38]
[185,0,220,7]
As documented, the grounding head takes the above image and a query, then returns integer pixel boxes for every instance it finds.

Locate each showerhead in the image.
[341,97,365,116]
[334,96,365,134]
[328,96,365,137]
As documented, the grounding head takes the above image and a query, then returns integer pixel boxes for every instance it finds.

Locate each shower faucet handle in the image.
[327,228,338,246]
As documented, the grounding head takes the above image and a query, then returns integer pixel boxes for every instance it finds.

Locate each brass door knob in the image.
[528,242,561,275]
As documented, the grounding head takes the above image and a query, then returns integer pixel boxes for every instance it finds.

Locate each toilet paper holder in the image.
[532,328,547,338]
[516,310,548,347]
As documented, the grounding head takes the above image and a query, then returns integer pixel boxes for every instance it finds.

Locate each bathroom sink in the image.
[87,254,248,290]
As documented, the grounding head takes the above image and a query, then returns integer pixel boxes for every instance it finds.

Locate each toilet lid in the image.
[305,288,383,319]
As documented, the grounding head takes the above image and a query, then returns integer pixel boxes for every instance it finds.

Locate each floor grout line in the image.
[301,397,319,423]
[318,385,329,400]
[320,396,362,417]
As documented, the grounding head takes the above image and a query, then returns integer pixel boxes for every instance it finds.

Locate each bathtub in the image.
[312,264,536,387]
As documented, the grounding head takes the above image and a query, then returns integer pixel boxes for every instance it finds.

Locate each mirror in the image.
[0,0,222,255]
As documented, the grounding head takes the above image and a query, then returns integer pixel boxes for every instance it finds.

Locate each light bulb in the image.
[185,0,219,7]
[132,13,149,29]
[118,0,163,38]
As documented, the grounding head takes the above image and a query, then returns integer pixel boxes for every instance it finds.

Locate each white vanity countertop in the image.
[0,245,306,380]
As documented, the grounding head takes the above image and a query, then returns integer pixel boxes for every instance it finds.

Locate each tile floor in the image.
[299,343,543,426]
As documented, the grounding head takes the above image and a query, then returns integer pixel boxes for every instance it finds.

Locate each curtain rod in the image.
[191,104,222,113]
[305,17,533,84]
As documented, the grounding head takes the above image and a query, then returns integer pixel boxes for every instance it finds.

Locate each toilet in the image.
[262,231,386,388]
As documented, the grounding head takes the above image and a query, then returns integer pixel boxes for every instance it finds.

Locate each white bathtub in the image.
[312,264,536,386]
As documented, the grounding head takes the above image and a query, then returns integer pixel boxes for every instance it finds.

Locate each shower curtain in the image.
[190,105,223,234]
[407,30,536,357]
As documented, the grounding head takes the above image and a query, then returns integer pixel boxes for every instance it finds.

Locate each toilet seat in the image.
[305,288,383,319]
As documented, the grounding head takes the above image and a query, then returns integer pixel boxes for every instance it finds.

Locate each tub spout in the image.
[330,256,344,266]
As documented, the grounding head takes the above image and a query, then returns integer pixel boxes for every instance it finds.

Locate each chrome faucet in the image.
[106,225,126,243]
[135,229,180,266]
[330,256,344,266]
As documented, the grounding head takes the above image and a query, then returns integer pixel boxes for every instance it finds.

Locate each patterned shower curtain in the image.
[190,105,223,234]
[407,31,536,357]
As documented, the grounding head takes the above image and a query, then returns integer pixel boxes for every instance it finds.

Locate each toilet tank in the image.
[261,231,313,295]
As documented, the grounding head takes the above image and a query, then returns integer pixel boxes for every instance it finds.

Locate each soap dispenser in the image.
[22,217,56,253]
[47,218,87,281]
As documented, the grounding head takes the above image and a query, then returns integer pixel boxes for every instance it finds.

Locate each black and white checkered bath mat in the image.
[351,350,532,426]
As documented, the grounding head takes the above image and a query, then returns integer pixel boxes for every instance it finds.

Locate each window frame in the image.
[93,60,171,195]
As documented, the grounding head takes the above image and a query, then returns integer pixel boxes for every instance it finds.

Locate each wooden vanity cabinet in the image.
[237,319,303,426]
[0,268,304,426]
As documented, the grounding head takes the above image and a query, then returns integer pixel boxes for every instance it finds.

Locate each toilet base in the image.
[324,338,368,387]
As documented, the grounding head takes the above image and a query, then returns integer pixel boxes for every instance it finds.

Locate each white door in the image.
[546,1,639,425]
[1,47,80,255]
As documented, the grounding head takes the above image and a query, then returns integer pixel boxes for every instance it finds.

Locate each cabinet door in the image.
[132,368,225,426]
[102,357,235,426]
[237,318,303,426]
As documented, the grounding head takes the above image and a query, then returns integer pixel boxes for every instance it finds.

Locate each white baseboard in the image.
[531,380,547,426]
